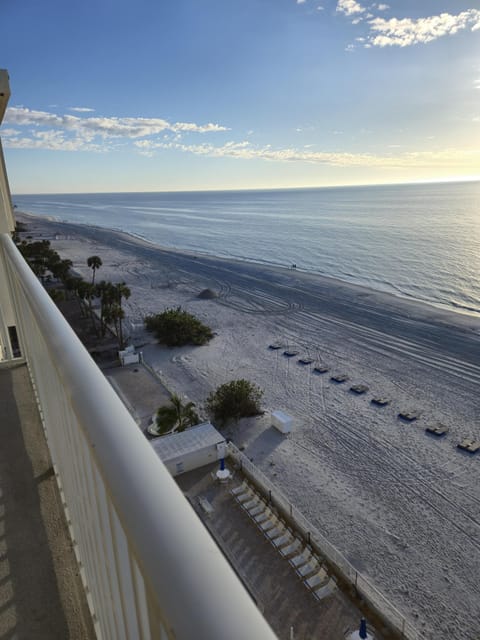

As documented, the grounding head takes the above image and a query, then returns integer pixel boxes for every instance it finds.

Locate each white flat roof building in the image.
[151,422,227,476]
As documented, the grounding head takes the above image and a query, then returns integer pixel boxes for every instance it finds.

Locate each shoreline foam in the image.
[15,210,480,330]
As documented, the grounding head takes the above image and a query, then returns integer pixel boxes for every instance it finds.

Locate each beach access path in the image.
[17,213,480,640]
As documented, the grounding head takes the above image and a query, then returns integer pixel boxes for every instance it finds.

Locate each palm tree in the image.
[96,280,115,336]
[87,255,102,286]
[50,258,73,283]
[114,282,131,348]
[76,279,93,318]
[154,394,199,436]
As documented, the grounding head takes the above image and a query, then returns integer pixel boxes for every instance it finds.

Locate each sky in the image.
[1,0,479,194]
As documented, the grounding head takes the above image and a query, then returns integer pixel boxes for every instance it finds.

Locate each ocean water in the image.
[14,181,480,318]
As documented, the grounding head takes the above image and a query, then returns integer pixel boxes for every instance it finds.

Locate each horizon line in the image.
[12,176,480,197]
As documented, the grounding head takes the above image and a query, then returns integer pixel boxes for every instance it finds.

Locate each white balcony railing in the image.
[0,67,276,638]
[0,230,278,640]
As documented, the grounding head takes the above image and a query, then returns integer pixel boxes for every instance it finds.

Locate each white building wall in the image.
[0,245,19,360]
[164,444,220,477]
[0,72,20,360]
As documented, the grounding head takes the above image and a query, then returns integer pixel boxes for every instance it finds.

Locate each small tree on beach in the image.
[87,255,102,286]
[153,394,199,436]
[206,379,263,427]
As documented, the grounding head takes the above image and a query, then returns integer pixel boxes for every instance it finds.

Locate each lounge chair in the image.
[259,515,279,533]
[312,577,337,601]
[305,567,328,590]
[279,538,302,558]
[265,523,286,540]
[425,424,449,437]
[242,496,261,511]
[313,365,329,374]
[371,397,390,406]
[236,488,255,503]
[247,503,267,518]
[289,547,312,570]
[457,439,480,453]
[398,410,419,421]
[330,374,348,383]
[271,532,294,549]
[297,558,320,579]
[231,480,248,496]
[253,511,270,525]
[298,357,314,365]
[350,384,369,394]
[268,342,283,350]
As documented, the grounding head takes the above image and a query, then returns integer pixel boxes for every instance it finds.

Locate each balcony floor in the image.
[0,364,95,640]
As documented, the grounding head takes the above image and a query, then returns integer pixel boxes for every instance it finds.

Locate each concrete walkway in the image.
[104,362,171,430]
[0,364,95,640]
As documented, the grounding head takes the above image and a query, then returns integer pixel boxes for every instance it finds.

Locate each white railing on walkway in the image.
[0,232,278,640]
[228,443,418,640]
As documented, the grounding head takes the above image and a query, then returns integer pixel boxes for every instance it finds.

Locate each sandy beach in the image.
[17,212,480,640]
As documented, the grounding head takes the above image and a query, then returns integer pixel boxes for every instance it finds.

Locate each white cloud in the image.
[69,106,95,113]
[336,0,365,17]
[0,128,20,136]
[133,139,480,170]
[3,131,108,152]
[336,3,480,48]
[369,9,480,47]
[2,106,229,152]
[297,0,307,4]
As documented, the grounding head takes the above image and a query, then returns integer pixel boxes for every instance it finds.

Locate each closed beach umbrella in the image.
[359,618,367,639]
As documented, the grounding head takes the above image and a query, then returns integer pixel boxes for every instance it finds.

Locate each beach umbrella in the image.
[359,618,367,639]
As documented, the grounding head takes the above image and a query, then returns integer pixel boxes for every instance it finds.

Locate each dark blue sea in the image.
[14,181,480,318]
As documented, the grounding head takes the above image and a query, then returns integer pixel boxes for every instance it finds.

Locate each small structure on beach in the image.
[271,410,294,434]
[151,422,226,476]
[118,344,140,366]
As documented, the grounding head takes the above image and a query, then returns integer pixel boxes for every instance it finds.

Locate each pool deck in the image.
[177,464,384,640]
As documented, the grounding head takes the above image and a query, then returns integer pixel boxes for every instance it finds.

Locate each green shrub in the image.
[145,307,213,347]
[206,379,263,426]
